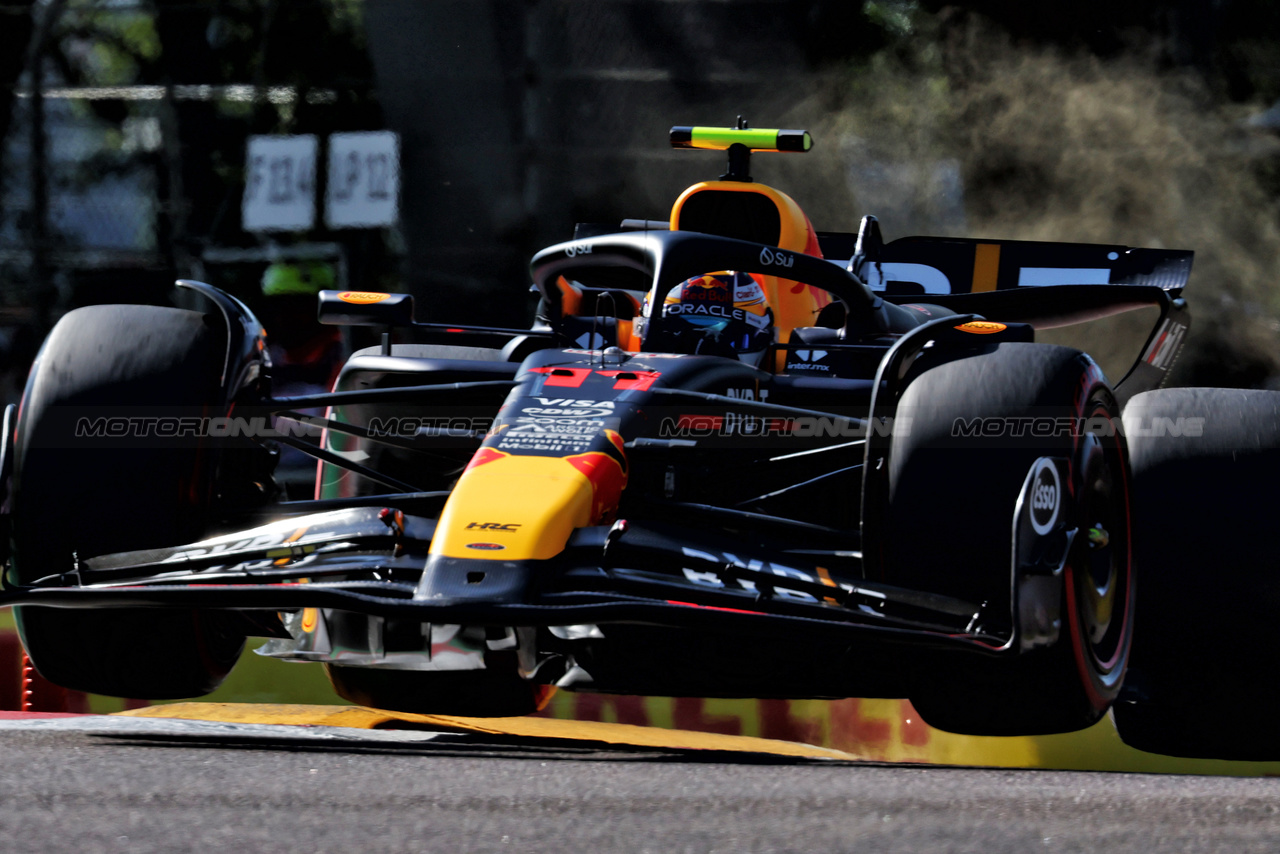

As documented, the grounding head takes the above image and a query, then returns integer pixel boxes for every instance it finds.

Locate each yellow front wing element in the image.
[430,452,615,561]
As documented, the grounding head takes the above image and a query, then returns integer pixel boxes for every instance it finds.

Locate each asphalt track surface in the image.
[2,716,1280,853]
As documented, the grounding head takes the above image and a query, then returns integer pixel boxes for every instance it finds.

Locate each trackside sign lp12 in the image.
[243,131,400,232]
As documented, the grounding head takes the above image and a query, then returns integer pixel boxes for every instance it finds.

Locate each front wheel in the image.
[11,304,247,699]
[887,343,1134,736]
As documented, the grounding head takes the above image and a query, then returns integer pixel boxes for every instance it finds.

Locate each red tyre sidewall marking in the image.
[1064,391,1134,709]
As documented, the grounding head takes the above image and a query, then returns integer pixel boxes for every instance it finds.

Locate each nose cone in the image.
[429,446,625,562]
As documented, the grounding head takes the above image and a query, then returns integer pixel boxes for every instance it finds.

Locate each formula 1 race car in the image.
[2,122,1251,748]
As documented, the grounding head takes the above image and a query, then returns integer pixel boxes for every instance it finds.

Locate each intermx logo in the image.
[787,349,830,372]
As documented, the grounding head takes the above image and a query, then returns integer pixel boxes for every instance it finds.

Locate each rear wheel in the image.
[1112,388,1280,760]
[11,305,246,699]
[887,343,1134,735]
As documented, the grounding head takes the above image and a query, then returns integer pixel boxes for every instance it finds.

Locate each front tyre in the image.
[11,305,246,699]
[888,343,1134,735]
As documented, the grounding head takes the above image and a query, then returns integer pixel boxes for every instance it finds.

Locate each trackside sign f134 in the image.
[243,131,400,232]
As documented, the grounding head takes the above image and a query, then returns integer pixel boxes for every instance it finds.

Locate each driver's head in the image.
[649,271,774,364]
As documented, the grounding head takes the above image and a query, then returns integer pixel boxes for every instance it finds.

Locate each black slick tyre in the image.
[1111,388,1280,760]
[888,342,1134,736]
[11,304,246,699]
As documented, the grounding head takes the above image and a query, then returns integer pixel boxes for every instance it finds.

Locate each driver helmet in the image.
[651,271,774,363]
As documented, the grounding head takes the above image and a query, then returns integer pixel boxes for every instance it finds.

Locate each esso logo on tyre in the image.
[1029,458,1061,535]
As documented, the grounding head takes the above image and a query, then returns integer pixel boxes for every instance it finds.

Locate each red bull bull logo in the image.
[564,430,629,522]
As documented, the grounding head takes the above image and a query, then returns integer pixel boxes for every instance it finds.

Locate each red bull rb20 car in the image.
[2,124,1264,754]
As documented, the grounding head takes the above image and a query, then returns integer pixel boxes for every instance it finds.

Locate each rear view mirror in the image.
[317,290,415,326]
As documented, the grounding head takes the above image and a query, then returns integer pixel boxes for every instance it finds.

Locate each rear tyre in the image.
[889,343,1134,735]
[1112,388,1280,760]
[11,305,246,699]
[325,657,549,717]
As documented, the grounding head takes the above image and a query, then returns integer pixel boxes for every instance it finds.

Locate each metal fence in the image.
[2,0,363,296]
[2,90,163,262]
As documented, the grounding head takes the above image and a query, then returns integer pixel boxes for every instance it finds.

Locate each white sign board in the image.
[243,135,317,232]
[325,131,400,229]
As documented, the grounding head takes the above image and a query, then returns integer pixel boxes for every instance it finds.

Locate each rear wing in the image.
[819,217,1193,296]
[821,217,1193,404]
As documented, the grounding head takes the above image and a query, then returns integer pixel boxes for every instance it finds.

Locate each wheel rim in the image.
[1069,404,1132,686]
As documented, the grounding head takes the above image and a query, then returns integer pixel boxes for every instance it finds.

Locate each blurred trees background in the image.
[2,0,1280,387]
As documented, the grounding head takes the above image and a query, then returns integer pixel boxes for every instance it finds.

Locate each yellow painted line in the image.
[116,702,860,760]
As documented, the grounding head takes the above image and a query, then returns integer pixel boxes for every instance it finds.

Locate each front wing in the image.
[0,466,1073,662]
